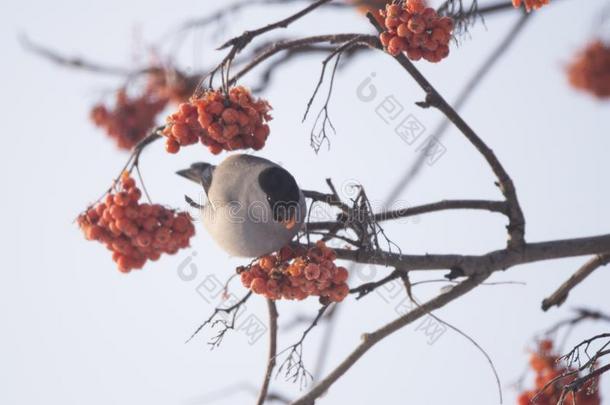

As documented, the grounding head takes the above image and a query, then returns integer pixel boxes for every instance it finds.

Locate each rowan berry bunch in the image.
[162,86,272,154]
[90,89,168,150]
[238,242,350,303]
[512,0,550,12]
[567,40,610,99]
[379,0,453,63]
[77,172,195,273]
[517,340,601,405]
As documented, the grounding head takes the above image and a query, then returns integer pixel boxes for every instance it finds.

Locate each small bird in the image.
[177,154,306,257]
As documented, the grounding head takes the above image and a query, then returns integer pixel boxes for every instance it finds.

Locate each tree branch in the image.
[290,274,489,405]
[326,233,610,276]
[218,0,333,51]
[383,12,531,204]
[366,13,526,249]
[373,199,508,222]
[257,299,279,405]
[542,254,610,311]
[229,34,376,85]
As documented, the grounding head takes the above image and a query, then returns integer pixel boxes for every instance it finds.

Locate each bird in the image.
[177,154,306,258]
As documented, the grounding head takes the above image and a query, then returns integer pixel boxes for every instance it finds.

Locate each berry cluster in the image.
[512,0,550,12]
[90,89,168,150]
[567,40,610,99]
[162,86,272,154]
[379,0,453,63]
[238,242,349,303]
[517,340,601,405]
[77,173,195,273]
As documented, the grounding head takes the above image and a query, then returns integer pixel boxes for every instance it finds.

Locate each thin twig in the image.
[541,254,610,311]
[290,274,489,405]
[257,299,279,405]
[400,273,503,404]
[186,291,253,344]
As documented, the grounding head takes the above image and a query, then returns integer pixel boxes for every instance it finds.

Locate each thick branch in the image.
[325,233,610,276]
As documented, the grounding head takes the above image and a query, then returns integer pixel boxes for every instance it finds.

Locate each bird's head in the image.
[257,166,302,230]
[176,162,215,194]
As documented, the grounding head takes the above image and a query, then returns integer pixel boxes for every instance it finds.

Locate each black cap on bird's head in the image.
[176,162,215,193]
[258,166,302,229]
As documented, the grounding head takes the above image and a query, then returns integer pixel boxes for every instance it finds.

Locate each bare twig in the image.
[276,304,330,388]
[305,198,508,232]
[400,273,503,404]
[302,36,376,152]
[218,0,333,51]
[290,274,489,405]
[541,254,610,311]
[257,299,279,405]
[229,34,373,85]
[203,0,336,93]
[373,199,508,222]
[20,34,157,77]
[186,291,253,345]
[349,268,401,299]
[544,308,610,337]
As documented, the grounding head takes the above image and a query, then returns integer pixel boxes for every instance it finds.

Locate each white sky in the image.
[2,0,610,404]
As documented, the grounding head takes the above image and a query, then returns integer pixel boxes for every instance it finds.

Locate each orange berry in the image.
[154,227,172,245]
[304,263,321,280]
[241,271,254,288]
[109,205,125,219]
[127,187,142,203]
[260,256,275,271]
[251,278,267,294]
[165,139,180,154]
[114,192,130,207]
[406,0,426,14]
[333,267,349,284]
[135,232,152,248]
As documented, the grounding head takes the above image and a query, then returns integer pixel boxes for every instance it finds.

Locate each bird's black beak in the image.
[176,167,202,184]
[176,162,214,184]
[177,162,215,197]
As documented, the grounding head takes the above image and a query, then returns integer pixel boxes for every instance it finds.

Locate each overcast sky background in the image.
[2,0,610,404]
